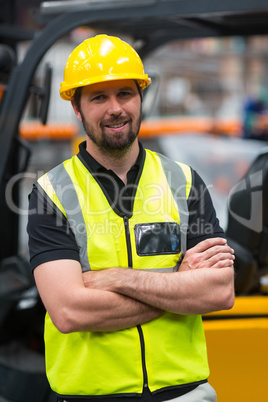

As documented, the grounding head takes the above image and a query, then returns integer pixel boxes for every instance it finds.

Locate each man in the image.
[27,35,235,402]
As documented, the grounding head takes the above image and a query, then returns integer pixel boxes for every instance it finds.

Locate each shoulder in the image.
[145,149,192,178]
[27,183,80,271]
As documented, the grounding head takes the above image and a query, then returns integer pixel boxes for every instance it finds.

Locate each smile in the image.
[108,123,125,128]
[106,122,127,128]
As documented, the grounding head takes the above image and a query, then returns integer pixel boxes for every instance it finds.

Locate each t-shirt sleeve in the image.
[187,168,225,249]
[27,184,80,271]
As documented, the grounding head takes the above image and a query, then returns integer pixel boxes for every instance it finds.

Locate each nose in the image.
[106,95,123,116]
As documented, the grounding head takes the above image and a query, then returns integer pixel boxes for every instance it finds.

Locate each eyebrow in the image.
[89,86,135,97]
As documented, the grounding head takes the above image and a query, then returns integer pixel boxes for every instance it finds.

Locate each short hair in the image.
[72,86,83,110]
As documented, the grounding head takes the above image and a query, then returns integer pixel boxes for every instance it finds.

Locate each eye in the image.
[118,90,133,98]
[90,94,106,102]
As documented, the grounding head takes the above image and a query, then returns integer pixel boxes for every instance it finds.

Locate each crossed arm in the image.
[34,237,235,334]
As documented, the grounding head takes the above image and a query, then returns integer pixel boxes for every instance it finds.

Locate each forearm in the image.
[60,287,163,333]
[34,260,163,335]
[106,267,234,315]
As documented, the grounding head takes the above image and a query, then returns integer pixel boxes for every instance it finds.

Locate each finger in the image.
[185,241,231,267]
[193,251,234,269]
[188,237,227,255]
[210,256,235,269]
[203,245,234,260]
[207,249,235,265]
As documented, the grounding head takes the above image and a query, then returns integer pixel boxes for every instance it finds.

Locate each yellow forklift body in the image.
[204,297,268,401]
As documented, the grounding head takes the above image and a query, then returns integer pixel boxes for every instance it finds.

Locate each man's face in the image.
[72,79,142,153]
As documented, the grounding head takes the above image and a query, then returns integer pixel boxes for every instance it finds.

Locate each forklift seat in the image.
[226,148,268,294]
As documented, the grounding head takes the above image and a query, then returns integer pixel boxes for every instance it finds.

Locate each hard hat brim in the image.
[60,74,151,101]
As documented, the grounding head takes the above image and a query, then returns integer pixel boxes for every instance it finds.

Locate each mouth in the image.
[106,122,126,128]
[104,120,129,131]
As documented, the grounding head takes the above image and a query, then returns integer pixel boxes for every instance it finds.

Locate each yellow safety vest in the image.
[37,149,209,397]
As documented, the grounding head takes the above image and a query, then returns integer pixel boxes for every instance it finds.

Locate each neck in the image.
[86,139,139,184]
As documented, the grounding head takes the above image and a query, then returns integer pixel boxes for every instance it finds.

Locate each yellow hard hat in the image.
[60,34,151,101]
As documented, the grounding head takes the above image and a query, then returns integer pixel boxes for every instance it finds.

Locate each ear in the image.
[71,98,82,122]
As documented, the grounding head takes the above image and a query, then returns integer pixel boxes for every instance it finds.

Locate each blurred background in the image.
[1,2,268,401]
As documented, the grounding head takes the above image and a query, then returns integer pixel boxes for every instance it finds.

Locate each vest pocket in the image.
[134,222,181,256]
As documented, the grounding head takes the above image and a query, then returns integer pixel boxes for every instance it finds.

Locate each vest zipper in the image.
[137,325,149,390]
[123,215,132,268]
[123,215,149,392]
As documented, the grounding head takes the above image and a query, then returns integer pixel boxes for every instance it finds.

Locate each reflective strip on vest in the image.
[47,163,91,272]
[156,152,189,257]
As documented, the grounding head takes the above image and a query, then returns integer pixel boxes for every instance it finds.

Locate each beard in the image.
[80,108,142,156]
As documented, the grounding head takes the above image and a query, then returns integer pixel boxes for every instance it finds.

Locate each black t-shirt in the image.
[27,141,225,270]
